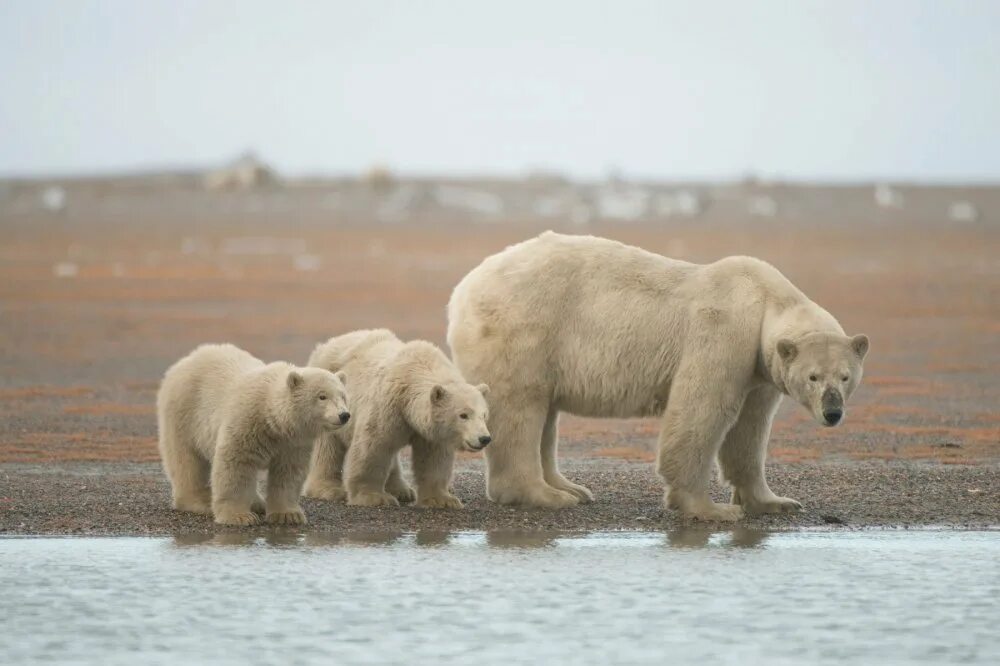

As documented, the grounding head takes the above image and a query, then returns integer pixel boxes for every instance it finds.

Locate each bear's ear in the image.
[776,339,797,362]
[287,371,303,391]
[431,385,448,404]
[476,383,490,398]
[334,370,347,385]
[850,334,870,360]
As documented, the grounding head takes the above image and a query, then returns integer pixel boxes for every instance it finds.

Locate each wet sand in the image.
[0,176,997,533]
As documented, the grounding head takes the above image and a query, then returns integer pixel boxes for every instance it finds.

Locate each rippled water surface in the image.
[1,530,997,665]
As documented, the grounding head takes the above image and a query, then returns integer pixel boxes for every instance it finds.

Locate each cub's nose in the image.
[822,408,843,426]
[478,435,492,447]
[338,411,351,424]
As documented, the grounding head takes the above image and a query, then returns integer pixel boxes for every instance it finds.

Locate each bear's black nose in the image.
[478,435,492,446]
[339,412,351,424]
[822,408,843,426]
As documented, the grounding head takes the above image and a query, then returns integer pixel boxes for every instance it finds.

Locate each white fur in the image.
[304,329,490,509]
[156,343,349,526]
[447,232,869,520]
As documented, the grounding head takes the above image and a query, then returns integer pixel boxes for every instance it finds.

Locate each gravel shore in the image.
[1,458,996,536]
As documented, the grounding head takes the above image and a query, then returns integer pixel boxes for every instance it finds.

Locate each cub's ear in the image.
[287,371,303,390]
[850,334,870,360]
[476,383,490,398]
[776,339,797,362]
[431,385,448,404]
[334,370,347,385]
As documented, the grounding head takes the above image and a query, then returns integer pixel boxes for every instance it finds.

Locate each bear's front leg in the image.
[718,386,803,515]
[303,432,348,502]
[265,446,311,525]
[211,450,263,526]
[384,454,416,503]
[344,427,401,508]
[656,365,747,522]
[412,442,463,509]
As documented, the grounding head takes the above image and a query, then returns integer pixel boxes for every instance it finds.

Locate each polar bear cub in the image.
[303,329,490,509]
[157,343,350,526]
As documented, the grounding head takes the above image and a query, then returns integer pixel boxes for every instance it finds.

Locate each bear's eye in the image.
[318,394,328,401]
[841,375,849,382]
[459,413,469,420]
[808,374,818,382]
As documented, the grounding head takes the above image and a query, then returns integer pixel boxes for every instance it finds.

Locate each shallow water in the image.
[1,530,997,665]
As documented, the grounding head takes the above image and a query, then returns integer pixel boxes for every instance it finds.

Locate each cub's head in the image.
[776,332,869,427]
[429,382,491,452]
[286,368,350,431]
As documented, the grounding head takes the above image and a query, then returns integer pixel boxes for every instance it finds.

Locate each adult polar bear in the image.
[447,232,869,520]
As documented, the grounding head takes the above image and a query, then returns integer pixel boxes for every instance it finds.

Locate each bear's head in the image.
[776,332,869,427]
[428,382,491,452]
[286,368,350,432]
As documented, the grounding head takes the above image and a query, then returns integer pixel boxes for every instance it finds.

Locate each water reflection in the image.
[172,528,772,550]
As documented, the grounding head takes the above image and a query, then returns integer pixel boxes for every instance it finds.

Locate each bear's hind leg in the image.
[718,386,802,515]
[541,408,593,503]
[485,400,578,509]
[159,425,211,515]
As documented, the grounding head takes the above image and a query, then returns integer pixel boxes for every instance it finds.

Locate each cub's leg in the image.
[303,432,348,502]
[158,419,211,515]
[211,436,263,526]
[265,445,311,525]
[541,408,593,503]
[384,454,415,503]
[344,424,400,507]
[412,443,462,509]
[718,386,802,514]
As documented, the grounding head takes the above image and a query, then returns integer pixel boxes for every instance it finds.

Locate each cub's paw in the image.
[744,497,803,515]
[348,491,400,507]
[266,508,308,525]
[416,494,463,510]
[389,484,416,503]
[303,483,347,502]
[214,511,261,526]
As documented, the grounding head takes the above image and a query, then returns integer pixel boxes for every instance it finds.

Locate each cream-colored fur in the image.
[157,343,349,526]
[303,329,490,509]
[447,232,869,520]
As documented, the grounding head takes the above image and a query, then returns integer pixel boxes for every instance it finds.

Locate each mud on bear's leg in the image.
[718,386,802,515]
[540,408,593,503]
[303,432,348,502]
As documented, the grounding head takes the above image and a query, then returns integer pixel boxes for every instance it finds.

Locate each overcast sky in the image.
[1,0,998,181]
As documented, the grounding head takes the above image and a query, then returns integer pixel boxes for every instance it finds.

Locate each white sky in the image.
[1,0,999,180]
